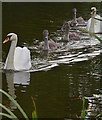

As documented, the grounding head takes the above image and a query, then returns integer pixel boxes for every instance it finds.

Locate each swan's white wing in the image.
[86,18,91,31]
[14,47,31,71]
[94,15,102,33]
[86,15,102,33]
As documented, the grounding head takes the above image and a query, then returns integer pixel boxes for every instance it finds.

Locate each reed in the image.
[93,17,102,21]
[80,98,86,119]
[31,96,37,120]
[0,89,29,120]
[0,103,18,119]
[81,17,102,43]
[0,113,12,119]
[81,28,102,43]
[0,89,38,120]
[96,113,102,118]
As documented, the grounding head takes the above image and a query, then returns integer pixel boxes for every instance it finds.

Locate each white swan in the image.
[3,33,31,71]
[86,7,102,33]
[39,30,58,50]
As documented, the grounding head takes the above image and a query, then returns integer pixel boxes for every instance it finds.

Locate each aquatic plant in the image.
[81,28,102,43]
[0,103,18,119]
[81,17,102,43]
[0,89,28,119]
[80,98,86,120]
[0,89,37,120]
[93,17,102,21]
[96,113,102,118]
[31,96,37,120]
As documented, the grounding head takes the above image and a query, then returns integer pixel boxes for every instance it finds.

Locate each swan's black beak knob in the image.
[3,35,12,43]
[3,37,10,44]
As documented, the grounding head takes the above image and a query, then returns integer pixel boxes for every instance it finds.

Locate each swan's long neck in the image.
[73,12,76,22]
[89,14,96,33]
[4,39,17,70]
[65,27,70,41]
[71,12,77,26]
[44,37,49,50]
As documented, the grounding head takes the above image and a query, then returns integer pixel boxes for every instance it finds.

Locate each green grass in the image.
[31,96,37,120]
[81,28,102,43]
[93,17,102,21]
[96,113,102,118]
[0,89,37,120]
[80,98,86,120]
[0,89,29,120]
[80,17,102,43]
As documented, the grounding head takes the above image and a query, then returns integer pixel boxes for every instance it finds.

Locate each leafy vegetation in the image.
[93,17,102,21]
[81,28,102,43]
[96,113,102,118]
[80,98,86,119]
[0,89,37,120]
[81,17,102,43]
[31,96,37,120]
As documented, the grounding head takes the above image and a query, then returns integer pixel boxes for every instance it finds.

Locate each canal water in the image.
[1,2,102,119]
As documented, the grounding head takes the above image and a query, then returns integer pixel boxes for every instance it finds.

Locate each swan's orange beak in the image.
[3,37,10,44]
[91,10,94,15]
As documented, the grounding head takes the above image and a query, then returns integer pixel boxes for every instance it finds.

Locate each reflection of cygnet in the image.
[61,21,81,41]
[14,72,30,86]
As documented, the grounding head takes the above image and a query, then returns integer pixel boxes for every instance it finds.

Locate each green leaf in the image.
[0,89,29,120]
[81,98,86,119]
[31,96,37,120]
[93,17,102,21]
[81,28,102,43]
[31,96,37,112]
[96,113,102,118]
[0,103,18,119]
[0,113,12,119]
[32,111,37,120]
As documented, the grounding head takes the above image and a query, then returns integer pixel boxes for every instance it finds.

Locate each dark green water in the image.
[2,2,102,119]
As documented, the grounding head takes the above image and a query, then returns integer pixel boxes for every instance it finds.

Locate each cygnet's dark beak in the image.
[61,25,65,31]
[44,34,48,39]
[73,8,77,14]
[43,30,49,39]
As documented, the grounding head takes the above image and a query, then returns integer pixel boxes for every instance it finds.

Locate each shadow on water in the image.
[1,2,102,119]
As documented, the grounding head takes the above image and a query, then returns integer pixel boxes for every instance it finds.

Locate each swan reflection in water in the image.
[5,71,30,111]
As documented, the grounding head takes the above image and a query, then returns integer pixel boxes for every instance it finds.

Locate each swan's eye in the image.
[91,9,94,12]
[6,35,12,40]
[3,35,12,43]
